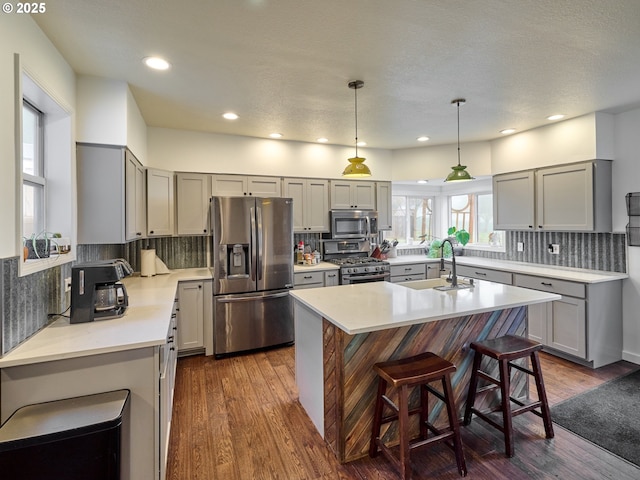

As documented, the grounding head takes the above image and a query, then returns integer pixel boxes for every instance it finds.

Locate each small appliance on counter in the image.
[70,259,133,324]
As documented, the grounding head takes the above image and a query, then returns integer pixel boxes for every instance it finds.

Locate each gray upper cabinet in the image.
[146,168,175,237]
[176,173,211,235]
[536,161,611,232]
[493,160,612,232]
[211,174,281,197]
[493,170,535,230]
[77,144,146,244]
[330,180,376,209]
[283,177,329,233]
[376,182,392,230]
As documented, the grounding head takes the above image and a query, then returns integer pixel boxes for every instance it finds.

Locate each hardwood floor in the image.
[166,347,640,480]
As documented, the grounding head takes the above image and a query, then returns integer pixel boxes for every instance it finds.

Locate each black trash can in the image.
[0,389,130,480]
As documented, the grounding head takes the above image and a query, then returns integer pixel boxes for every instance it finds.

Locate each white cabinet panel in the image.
[283,178,329,233]
[376,182,392,231]
[176,173,211,235]
[493,171,535,230]
[177,281,205,353]
[147,169,175,237]
[330,181,375,209]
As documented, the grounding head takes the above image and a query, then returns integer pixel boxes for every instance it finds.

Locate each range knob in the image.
[364,267,370,272]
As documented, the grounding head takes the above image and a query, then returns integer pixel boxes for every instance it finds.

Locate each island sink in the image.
[400,277,473,291]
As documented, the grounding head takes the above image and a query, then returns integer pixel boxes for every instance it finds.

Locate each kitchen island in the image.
[289,279,559,463]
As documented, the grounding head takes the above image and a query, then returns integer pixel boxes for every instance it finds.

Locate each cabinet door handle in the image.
[136,232,142,236]
[204,229,207,233]
[541,282,553,286]
[529,225,533,229]
[198,285,202,289]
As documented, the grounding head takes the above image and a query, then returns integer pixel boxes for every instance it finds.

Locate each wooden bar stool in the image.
[463,335,554,457]
[369,352,467,479]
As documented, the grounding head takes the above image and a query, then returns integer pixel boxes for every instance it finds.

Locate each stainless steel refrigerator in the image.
[211,196,294,356]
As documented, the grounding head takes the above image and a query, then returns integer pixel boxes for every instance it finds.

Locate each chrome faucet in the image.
[439,238,458,287]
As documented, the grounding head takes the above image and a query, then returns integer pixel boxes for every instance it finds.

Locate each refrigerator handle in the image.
[256,205,263,280]
[250,207,257,282]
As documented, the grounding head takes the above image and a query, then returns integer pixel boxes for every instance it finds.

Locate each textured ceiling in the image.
[33,0,640,149]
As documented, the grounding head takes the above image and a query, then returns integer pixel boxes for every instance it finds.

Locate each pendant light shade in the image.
[445,98,474,182]
[342,80,371,178]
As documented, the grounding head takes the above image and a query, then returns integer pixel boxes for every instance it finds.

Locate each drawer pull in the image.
[475,271,487,276]
[404,267,412,271]
[304,275,313,279]
[541,282,553,286]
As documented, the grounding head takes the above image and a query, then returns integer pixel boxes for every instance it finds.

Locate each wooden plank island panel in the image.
[322,306,528,463]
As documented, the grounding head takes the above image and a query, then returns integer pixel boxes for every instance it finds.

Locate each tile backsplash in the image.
[0,231,627,356]
[1,236,209,355]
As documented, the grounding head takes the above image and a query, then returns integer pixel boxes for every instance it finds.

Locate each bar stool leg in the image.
[498,359,515,458]
[463,351,482,426]
[530,351,554,439]
[398,384,411,480]
[369,377,387,457]
[442,375,468,477]
[419,384,429,440]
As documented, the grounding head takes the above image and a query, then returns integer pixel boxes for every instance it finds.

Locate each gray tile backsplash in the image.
[0,231,626,356]
[464,231,627,273]
[1,236,209,355]
[1,257,70,355]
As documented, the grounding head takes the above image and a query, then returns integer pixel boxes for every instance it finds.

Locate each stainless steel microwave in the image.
[330,210,378,239]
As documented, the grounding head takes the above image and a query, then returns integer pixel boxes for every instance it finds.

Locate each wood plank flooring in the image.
[166,347,640,480]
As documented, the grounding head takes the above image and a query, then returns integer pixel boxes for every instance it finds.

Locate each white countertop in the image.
[453,257,627,283]
[290,280,560,335]
[387,255,627,283]
[0,268,212,369]
[294,261,340,273]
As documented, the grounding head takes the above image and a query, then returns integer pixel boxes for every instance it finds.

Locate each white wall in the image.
[391,141,492,181]
[490,113,615,174]
[147,127,393,180]
[77,76,147,163]
[0,15,76,258]
[613,107,640,363]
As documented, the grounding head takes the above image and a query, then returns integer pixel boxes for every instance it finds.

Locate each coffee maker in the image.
[70,259,133,324]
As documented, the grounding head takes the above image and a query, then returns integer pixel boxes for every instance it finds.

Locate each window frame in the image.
[447,190,504,250]
[17,60,76,276]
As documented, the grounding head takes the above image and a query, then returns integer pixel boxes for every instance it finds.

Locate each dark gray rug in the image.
[551,369,640,466]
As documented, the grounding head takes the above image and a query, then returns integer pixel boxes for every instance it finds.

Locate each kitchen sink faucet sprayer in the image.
[440,238,458,287]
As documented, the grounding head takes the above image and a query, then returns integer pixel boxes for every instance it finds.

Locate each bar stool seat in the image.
[463,335,554,457]
[369,352,467,479]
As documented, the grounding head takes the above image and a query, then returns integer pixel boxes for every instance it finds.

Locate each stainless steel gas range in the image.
[323,239,390,285]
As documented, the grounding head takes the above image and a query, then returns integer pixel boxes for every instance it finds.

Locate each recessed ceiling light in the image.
[223,112,238,120]
[500,128,516,135]
[143,56,170,70]
[547,114,565,121]
[317,137,329,143]
[356,141,366,147]
[417,179,428,184]
[417,136,430,142]
[269,133,283,138]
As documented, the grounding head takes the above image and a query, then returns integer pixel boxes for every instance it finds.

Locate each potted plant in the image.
[23,231,63,260]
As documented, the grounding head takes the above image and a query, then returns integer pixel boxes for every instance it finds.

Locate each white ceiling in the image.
[33,0,640,150]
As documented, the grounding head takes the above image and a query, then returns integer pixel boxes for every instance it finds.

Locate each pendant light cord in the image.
[354,85,359,157]
[456,100,461,167]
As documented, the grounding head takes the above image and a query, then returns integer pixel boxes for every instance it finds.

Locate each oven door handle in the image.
[343,272,389,281]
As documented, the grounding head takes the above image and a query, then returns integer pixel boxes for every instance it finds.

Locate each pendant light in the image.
[342,80,371,177]
[445,98,474,182]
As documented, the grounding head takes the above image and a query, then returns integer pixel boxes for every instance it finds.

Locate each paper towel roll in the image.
[141,249,157,277]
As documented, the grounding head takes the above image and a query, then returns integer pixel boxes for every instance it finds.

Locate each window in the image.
[22,100,45,239]
[386,195,434,244]
[449,193,503,246]
[18,67,74,276]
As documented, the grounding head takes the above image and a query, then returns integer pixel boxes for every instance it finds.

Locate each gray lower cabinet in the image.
[294,271,326,289]
[390,263,426,283]
[514,273,622,368]
[456,265,513,285]
[324,270,339,286]
[177,280,212,355]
